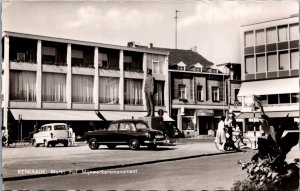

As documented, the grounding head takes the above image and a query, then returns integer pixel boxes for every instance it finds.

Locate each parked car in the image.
[84,119,167,150]
[32,123,71,147]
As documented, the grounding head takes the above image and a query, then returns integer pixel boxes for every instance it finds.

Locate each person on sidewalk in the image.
[144,68,156,117]
[215,116,226,151]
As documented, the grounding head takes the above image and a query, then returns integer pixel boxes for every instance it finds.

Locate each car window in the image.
[136,123,148,130]
[108,123,118,131]
[54,125,67,130]
[119,123,134,131]
[46,126,51,131]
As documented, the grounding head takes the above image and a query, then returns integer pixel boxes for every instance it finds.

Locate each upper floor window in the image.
[211,69,218,73]
[42,47,56,56]
[196,85,203,101]
[72,49,83,58]
[234,89,240,102]
[290,23,299,40]
[153,60,159,74]
[178,85,186,99]
[255,29,265,45]
[195,67,202,72]
[124,56,133,71]
[278,25,288,42]
[244,31,254,47]
[245,56,255,74]
[266,27,277,44]
[178,66,185,71]
[279,51,289,70]
[155,81,164,106]
[177,61,186,71]
[99,53,108,68]
[124,79,143,105]
[212,87,219,102]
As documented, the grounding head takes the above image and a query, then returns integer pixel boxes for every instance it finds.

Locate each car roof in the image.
[41,123,67,127]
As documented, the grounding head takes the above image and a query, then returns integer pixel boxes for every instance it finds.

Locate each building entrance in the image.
[198,116,214,135]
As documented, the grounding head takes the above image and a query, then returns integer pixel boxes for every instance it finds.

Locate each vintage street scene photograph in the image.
[1,0,300,190]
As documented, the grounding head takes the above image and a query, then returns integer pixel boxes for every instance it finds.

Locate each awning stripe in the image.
[100,111,174,122]
[238,78,299,96]
[10,109,102,121]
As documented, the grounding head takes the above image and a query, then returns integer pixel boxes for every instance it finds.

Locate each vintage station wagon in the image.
[84,120,167,150]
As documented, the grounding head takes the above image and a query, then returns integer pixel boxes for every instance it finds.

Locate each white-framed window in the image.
[245,56,254,74]
[291,50,299,69]
[267,53,277,72]
[279,51,289,70]
[195,67,202,72]
[266,27,277,43]
[153,60,159,74]
[196,85,203,101]
[256,55,266,73]
[290,23,299,40]
[245,31,254,47]
[178,84,186,99]
[278,25,288,42]
[212,87,219,102]
[177,61,186,71]
[255,29,265,45]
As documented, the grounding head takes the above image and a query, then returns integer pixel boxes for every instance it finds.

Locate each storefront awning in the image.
[10,109,103,121]
[237,111,299,119]
[238,78,299,96]
[100,111,174,122]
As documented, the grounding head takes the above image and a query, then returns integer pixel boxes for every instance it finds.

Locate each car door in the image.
[117,122,133,143]
[103,123,118,143]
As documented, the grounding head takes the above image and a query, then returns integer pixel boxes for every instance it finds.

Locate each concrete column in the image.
[164,54,170,114]
[36,40,42,108]
[66,44,72,109]
[119,50,124,110]
[3,35,9,136]
[142,53,147,111]
[177,108,183,131]
[94,47,99,110]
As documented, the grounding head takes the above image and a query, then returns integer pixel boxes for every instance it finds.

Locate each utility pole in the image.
[175,10,180,49]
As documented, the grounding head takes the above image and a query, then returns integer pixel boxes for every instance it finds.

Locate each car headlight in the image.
[145,133,151,139]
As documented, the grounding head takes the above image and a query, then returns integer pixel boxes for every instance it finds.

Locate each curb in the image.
[3,150,238,182]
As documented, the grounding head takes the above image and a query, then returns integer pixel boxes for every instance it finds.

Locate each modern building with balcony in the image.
[238,15,299,132]
[2,32,171,140]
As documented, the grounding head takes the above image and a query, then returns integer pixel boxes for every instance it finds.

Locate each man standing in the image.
[144,68,156,117]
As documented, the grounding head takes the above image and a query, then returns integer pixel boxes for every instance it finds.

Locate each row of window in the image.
[178,85,220,102]
[9,71,165,106]
[245,50,299,74]
[248,93,299,106]
[244,23,299,47]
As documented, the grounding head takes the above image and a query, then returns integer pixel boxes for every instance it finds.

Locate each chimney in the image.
[149,43,153,48]
[127,41,135,47]
[190,46,197,52]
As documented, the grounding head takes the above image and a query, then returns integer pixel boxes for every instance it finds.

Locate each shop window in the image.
[268,94,278,104]
[182,118,194,131]
[279,94,290,104]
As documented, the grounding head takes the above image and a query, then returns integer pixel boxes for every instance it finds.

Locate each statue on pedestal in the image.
[144,68,156,117]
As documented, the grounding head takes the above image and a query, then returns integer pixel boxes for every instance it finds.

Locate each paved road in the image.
[4,152,253,190]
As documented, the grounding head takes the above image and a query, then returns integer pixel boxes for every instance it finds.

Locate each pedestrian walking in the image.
[215,116,226,151]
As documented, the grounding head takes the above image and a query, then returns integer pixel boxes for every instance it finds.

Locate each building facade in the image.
[2,32,171,140]
[238,16,299,132]
[167,49,231,137]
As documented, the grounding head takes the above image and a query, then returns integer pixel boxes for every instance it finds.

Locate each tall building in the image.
[2,32,172,139]
[238,15,299,132]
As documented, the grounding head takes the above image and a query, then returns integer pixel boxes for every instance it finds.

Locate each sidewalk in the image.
[3,141,299,181]
[3,141,234,180]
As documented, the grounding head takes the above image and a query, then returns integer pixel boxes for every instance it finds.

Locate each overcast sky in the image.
[2,0,298,65]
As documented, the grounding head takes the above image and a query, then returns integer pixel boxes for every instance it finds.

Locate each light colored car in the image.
[32,123,70,147]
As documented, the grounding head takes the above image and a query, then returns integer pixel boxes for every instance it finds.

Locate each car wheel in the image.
[147,144,157,150]
[33,139,39,147]
[88,138,99,150]
[128,139,140,150]
[107,144,116,149]
[51,143,56,147]
[63,141,68,147]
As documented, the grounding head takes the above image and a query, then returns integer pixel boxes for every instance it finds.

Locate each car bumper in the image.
[144,139,174,145]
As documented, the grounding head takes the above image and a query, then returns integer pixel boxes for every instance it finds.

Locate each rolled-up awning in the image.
[10,109,103,121]
[100,111,174,122]
[238,78,299,96]
[237,111,298,119]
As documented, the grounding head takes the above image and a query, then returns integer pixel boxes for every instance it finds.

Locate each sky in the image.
[2,0,298,65]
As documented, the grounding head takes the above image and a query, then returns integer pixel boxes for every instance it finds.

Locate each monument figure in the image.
[144,68,156,117]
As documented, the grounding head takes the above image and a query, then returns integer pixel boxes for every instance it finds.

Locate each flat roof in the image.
[3,31,169,55]
[241,15,298,27]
